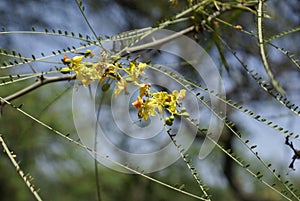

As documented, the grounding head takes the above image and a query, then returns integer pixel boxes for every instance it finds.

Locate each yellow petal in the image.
[71,56,83,64]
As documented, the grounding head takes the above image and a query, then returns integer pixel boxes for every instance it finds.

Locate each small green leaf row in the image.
[150,64,300,141]
[166,128,211,201]
[149,62,300,199]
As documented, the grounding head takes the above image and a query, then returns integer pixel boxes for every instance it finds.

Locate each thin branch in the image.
[257,0,285,95]
[285,136,300,170]
[123,26,195,54]
[94,93,105,201]
[1,25,194,106]
[222,124,270,201]
[74,0,97,39]
[74,0,104,50]
[0,134,43,201]
[0,74,76,106]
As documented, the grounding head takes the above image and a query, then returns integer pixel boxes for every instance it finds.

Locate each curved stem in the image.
[257,0,285,95]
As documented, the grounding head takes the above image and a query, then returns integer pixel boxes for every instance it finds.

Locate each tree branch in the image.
[1,26,195,107]
[0,134,43,201]
[257,0,285,95]
[123,26,195,54]
[285,136,300,170]
[0,74,76,106]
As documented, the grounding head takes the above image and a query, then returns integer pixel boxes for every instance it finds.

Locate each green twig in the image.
[257,0,285,95]
[0,134,43,201]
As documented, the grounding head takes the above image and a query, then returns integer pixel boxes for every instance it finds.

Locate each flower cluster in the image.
[61,50,146,89]
[132,84,189,124]
[61,50,122,87]
[61,50,189,124]
[114,61,147,95]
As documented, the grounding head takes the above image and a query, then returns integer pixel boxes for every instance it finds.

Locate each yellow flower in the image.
[151,89,186,115]
[129,61,136,74]
[114,79,129,96]
[132,96,143,109]
[125,62,147,84]
[173,89,186,100]
[137,62,147,72]
[139,83,151,97]
[132,96,159,120]
[76,65,99,87]
[70,56,83,70]
[141,98,157,120]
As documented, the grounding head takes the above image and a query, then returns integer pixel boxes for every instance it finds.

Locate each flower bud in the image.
[165,118,173,126]
[60,67,71,74]
[84,49,92,57]
[169,115,175,121]
[102,83,111,91]
[181,112,190,117]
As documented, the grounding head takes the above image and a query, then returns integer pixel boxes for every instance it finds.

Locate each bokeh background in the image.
[0,0,300,200]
